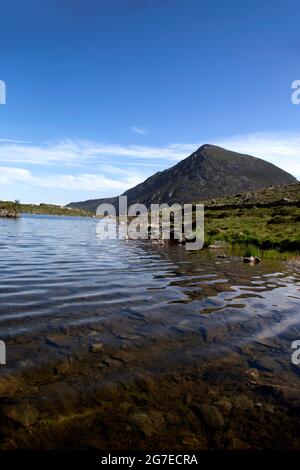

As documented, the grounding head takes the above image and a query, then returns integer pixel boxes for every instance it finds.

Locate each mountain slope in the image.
[67,144,297,213]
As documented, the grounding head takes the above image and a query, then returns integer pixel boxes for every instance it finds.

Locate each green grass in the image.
[146,184,300,258]
[203,205,300,254]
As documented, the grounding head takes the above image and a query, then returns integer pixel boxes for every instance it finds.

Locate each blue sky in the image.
[0,0,300,204]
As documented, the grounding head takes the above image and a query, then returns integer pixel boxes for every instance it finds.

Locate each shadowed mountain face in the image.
[67,144,298,213]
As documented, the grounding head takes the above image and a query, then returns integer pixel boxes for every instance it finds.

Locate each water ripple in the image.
[0,215,299,352]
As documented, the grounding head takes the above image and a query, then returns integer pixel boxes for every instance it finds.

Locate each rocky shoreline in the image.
[0,209,20,218]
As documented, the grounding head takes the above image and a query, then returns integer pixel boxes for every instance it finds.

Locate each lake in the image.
[0,214,300,449]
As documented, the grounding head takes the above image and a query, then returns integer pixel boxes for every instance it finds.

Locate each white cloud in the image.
[0,133,298,179]
[35,173,141,191]
[0,139,196,166]
[214,132,300,179]
[78,141,194,161]
[131,126,149,135]
[0,166,31,184]
[0,140,87,166]
[0,132,298,201]
[0,165,143,192]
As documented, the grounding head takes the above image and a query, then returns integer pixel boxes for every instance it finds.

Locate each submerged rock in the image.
[130,410,165,437]
[45,335,71,349]
[227,437,251,450]
[192,404,224,430]
[151,239,165,246]
[231,395,254,411]
[90,343,104,353]
[243,256,261,265]
[103,357,123,367]
[0,439,18,450]
[1,403,39,427]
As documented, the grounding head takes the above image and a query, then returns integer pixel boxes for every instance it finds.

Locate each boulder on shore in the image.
[0,209,20,218]
[243,256,261,265]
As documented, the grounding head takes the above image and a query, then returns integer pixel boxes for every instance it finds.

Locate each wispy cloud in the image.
[131,126,149,135]
[0,165,143,192]
[0,131,298,203]
[0,138,32,144]
[1,133,299,177]
[35,173,142,192]
[214,131,300,179]
[0,140,87,166]
[0,139,195,166]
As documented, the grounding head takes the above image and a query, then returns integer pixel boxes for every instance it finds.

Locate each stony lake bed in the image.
[0,215,300,450]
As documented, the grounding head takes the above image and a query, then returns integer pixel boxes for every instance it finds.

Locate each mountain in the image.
[67,144,298,213]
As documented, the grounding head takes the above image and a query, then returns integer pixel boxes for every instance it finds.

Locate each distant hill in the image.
[67,144,298,213]
[0,200,93,217]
